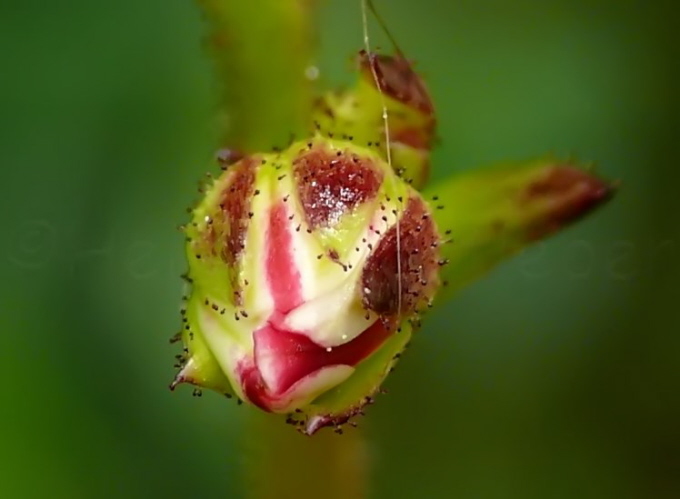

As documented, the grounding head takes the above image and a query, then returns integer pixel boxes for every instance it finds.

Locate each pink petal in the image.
[239,320,391,411]
[265,201,303,314]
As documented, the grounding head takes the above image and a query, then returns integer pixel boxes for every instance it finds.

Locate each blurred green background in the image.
[1,0,678,497]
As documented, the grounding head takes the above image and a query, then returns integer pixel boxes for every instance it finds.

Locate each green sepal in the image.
[313,62,434,189]
[172,293,234,396]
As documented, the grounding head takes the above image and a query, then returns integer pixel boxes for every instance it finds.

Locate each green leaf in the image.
[426,158,615,297]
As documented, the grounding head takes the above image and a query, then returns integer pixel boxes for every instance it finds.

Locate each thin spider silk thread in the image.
[361,0,403,322]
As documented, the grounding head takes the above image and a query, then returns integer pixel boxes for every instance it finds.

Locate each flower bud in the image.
[172,136,441,433]
[314,52,436,188]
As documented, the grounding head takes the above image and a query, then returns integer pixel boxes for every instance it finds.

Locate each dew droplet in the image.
[305,65,320,80]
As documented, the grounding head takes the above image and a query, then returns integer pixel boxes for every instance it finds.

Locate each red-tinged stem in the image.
[426,159,615,298]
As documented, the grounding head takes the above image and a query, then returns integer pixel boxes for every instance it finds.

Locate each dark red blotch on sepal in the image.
[359,51,434,116]
[522,165,615,241]
[294,145,383,229]
[361,196,440,318]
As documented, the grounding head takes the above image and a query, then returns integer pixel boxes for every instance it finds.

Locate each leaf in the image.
[427,158,615,297]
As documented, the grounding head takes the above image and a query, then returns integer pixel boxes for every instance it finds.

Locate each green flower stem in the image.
[246,411,368,499]
[427,158,614,298]
[197,0,317,152]
[195,2,369,498]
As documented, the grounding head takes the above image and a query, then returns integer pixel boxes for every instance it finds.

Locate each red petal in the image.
[265,202,303,313]
[239,320,391,411]
[253,319,391,395]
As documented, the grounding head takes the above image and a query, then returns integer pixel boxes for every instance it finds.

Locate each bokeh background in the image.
[1,0,678,497]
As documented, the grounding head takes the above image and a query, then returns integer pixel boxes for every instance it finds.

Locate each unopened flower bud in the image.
[314,52,436,188]
[173,136,441,433]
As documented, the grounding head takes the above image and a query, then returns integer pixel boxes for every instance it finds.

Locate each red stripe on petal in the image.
[265,202,303,313]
